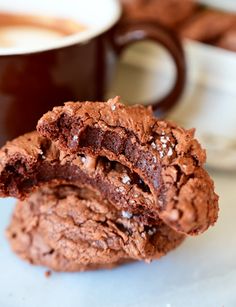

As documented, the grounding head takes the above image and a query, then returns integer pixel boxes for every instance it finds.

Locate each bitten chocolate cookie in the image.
[7,185,184,272]
[0,98,219,271]
[0,98,219,237]
[37,98,218,235]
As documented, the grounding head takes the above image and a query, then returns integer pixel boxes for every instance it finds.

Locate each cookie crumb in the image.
[45,270,52,278]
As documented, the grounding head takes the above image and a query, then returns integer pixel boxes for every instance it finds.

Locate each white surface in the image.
[199,0,236,12]
[109,40,236,170]
[0,0,121,55]
[0,171,235,307]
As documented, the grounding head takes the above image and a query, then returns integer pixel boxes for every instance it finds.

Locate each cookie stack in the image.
[0,98,219,271]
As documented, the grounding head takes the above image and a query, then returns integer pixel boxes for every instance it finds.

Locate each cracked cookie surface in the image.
[36,98,219,235]
[0,99,219,235]
[0,98,219,271]
[7,185,184,271]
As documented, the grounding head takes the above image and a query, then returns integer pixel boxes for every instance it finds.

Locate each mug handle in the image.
[112,21,186,116]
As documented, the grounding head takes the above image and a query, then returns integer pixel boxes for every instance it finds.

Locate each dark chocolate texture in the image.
[0,98,219,236]
[7,185,184,272]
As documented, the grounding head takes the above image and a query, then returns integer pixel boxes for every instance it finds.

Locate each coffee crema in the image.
[0,12,86,48]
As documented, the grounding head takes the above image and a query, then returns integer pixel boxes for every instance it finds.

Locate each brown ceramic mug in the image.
[0,0,185,146]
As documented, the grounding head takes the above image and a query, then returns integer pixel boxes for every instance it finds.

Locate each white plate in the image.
[0,172,236,307]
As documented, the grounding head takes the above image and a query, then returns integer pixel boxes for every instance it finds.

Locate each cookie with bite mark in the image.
[7,184,184,271]
[0,97,219,237]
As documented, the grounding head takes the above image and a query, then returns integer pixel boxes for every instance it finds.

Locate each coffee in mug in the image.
[0,12,86,48]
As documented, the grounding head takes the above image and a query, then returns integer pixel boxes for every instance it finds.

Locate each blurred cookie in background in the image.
[217,27,236,52]
[120,0,197,28]
[120,0,236,53]
[180,10,236,43]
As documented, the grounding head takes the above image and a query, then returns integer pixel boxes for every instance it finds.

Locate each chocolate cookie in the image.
[121,0,197,28]
[180,10,236,43]
[7,185,184,271]
[217,28,236,52]
[0,98,219,237]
